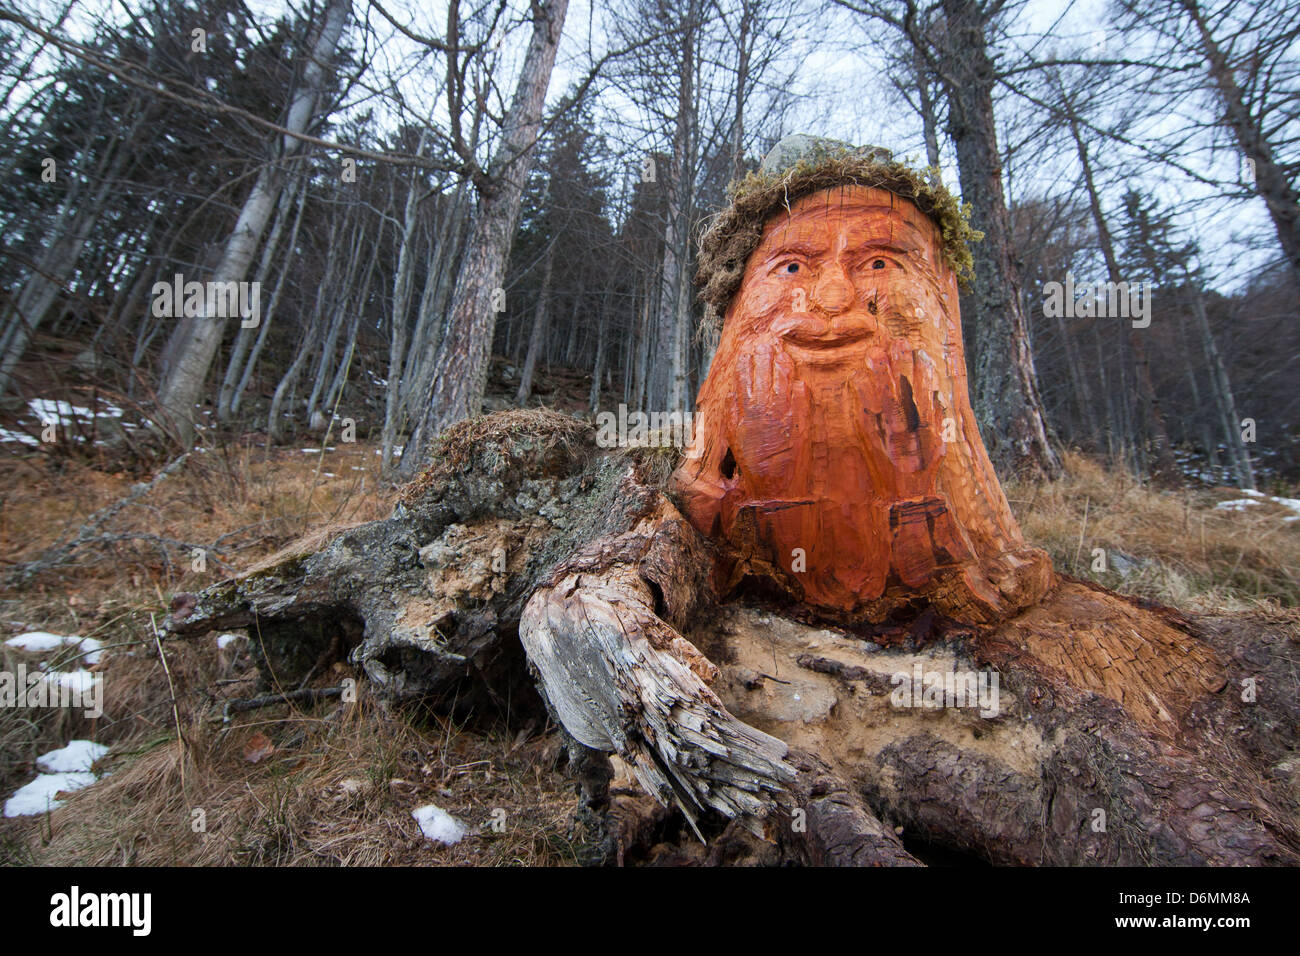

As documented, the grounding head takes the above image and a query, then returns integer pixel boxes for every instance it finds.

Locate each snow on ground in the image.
[5,631,66,652]
[5,740,110,817]
[4,772,97,817]
[0,397,132,447]
[1216,499,1261,511]
[28,397,123,422]
[36,740,108,774]
[412,804,468,845]
[216,633,245,649]
[43,669,98,694]
[5,632,104,664]
[1231,489,1300,518]
[0,426,39,445]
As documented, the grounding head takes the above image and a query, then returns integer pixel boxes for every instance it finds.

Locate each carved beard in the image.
[672,187,1051,625]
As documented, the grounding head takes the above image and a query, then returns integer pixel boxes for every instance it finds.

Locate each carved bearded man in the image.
[672,138,1051,626]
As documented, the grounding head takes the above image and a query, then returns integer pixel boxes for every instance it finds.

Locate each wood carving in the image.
[519,154,1237,842]
[671,184,1052,626]
[167,142,1297,865]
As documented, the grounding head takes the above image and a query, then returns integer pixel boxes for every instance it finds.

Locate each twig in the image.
[5,452,191,586]
[222,686,344,722]
[151,613,187,797]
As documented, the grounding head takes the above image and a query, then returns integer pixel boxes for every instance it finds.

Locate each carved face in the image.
[726,185,956,373]
[673,185,1050,624]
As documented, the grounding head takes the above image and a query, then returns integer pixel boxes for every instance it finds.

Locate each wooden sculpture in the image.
[519,141,1235,845]
[166,140,1296,865]
[671,182,1052,626]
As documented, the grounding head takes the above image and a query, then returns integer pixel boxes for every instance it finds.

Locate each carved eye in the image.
[872,259,885,270]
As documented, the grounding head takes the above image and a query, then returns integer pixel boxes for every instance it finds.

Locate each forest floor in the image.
[0,371,1297,865]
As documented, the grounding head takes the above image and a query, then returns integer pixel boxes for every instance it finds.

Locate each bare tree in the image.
[155,0,352,445]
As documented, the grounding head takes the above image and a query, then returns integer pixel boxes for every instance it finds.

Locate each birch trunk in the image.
[154,0,350,444]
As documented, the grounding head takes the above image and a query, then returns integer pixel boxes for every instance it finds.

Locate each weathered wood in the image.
[165,406,1297,864]
[521,500,795,834]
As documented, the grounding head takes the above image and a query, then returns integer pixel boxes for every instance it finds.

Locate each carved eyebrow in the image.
[764,241,825,259]
[846,244,916,263]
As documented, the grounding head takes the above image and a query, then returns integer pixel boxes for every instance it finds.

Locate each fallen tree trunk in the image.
[164,410,1298,865]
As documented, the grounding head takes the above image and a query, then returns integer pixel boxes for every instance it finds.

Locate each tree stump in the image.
[166,146,1299,865]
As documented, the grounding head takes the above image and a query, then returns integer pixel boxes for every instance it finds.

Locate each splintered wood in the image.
[522,560,794,834]
[672,185,1052,626]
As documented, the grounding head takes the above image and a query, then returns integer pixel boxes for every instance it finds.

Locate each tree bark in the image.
[936,0,1061,479]
[402,0,570,470]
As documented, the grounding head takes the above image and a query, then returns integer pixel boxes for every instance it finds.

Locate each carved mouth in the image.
[772,314,874,349]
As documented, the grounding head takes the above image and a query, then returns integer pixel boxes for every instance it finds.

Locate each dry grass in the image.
[2,435,1295,866]
[0,437,593,866]
[1008,450,1300,612]
[6,687,587,867]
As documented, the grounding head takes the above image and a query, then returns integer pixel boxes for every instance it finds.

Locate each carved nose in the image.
[813,263,854,313]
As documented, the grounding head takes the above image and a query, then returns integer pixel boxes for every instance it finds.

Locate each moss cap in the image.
[696,135,980,331]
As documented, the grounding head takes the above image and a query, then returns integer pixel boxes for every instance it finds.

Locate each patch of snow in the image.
[301,448,321,453]
[412,804,467,845]
[1221,490,1300,518]
[6,631,67,652]
[5,632,103,664]
[216,633,245,649]
[44,670,98,695]
[4,772,96,817]
[0,426,38,446]
[28,398,122,422]
[37,740,108,774]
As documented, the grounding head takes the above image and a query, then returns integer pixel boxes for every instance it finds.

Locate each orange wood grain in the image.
[672,185,1052,625]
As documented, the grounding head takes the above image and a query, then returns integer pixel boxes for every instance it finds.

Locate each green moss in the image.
[695,151,982,336]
